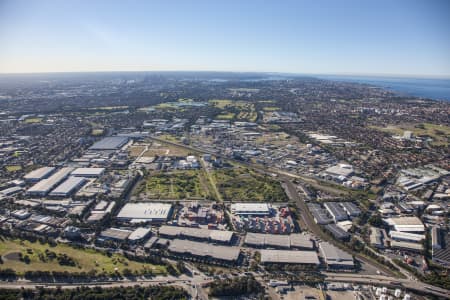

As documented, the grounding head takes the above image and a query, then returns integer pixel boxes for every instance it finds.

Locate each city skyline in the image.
[0,0,449,77]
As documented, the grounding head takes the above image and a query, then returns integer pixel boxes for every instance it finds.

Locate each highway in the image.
[281,179,398,277]
[323,273,450,299]
[8,135,438,298]
[148,136,397,276]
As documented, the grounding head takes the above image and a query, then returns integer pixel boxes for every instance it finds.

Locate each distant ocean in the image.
[315,75,450,102]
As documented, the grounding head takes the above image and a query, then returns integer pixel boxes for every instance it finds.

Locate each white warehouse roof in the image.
[71,167,105,177]
[24,167,55,181]
[117,203,172,221]
[27,167,74,195]
[260,249,319,265]
[230,203,271,215]
[49,176,87,196]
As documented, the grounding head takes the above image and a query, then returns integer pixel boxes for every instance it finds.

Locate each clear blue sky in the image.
[0,0,449,77]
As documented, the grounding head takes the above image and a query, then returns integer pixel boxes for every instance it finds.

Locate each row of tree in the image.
[0,285,188,300]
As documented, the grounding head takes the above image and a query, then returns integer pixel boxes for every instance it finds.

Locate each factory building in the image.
[390,241,423,253]
[49,176,87,197]
[324,224,350,241]
[307,203,333,225]
[71,167,105,177]
[389,231,425,243]
[230,203,271,216]
[431,227,441,250]
[260,249,320,267]
[167,239,241,265]
[89,136,129,150]
[244,233,314,250]
[26,167,74,196]
[370,227,384,249]
[324,202,348,222]
[23,167,56,182]
[319,242,354,270]
[324,164,354,180]
[158,225,234,244]
[128,227,152,244]
[384,217,425,233]
[116,203,172,223]
[98,228,132,242]
[340,202,361,217]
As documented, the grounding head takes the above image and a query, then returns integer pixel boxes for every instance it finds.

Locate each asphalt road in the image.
[281,179,398,277]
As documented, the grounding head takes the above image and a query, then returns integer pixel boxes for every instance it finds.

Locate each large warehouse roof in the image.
[24,167,55,181]
[324,202,348,221]
[100,228,132,241]
[49,176,87,196]
[324,224,350,240]
[128,227,152,241]
[389,231,425,242]
[89,136,129,150]
[71,167,105,177]
[260,249,319,265]
[117,203,172,221]
[230,203,270,215]
[168,239,240,262]
[325,164,354,178]
[320,242,354,267]
[307,203,333,225]
[385,217,425,233]
[27,167,74,195]
[390,240,424,252]
[159,225,234,243]
[340,202,361,216]
[244,233,313,249]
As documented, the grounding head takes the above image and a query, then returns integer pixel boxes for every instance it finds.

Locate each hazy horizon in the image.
[1,0,449,77]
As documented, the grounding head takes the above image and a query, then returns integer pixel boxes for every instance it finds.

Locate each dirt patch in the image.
[3,251,21,261]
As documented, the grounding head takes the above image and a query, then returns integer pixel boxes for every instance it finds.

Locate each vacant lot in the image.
[24,117,43,124]
[210,99,257,122]
[128,145,147,157]
[5,165,22,172]
[373,123,450,146]
[213,167,288,202]
[0,239,166,276]
[262,106,280,111]
[216,112,235,120]
[136,170,213,199]
[142,142,190,157]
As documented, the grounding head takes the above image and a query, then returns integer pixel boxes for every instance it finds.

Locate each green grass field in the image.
[372,123,450,146]
[137,170,212,199]
[91,129,105,136]
[24,118,43,124]
[216,113,235,120]
[210,99,257,122]
[5,165,22,172]
[213,167,288,202]
[262,106,280,111]
[0,239,166,276]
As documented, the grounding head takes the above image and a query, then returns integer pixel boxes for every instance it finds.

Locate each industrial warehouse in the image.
[116,202,173,223]
[244,233,314,250]
[158,225,235,244]
[319,242,355,270]
[260,249,320,266]
[26,167,74,196]
[89,136,130,150]
[167,239,241,265]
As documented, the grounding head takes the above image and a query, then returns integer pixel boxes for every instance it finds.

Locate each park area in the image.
[213,167,288,202]
[0,238,167,276]
[135,170,213,200]
[210,99,257,122]
[372,122,450,146]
